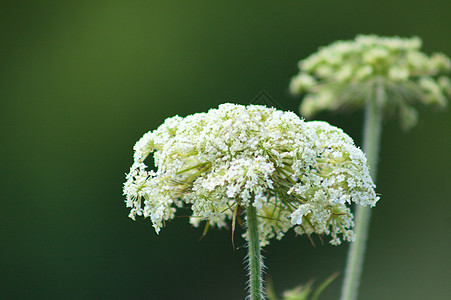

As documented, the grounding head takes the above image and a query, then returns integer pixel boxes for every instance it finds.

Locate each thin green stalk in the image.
[246,205,263,300]
[340,80,383,300]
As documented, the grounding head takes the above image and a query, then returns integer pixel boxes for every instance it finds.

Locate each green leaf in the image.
[310,272,339,300]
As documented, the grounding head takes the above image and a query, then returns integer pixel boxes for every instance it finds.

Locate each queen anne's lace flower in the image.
[123,103,378,245]
[290,35,451,129]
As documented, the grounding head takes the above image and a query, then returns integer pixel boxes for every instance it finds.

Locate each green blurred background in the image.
[1,1,450,299]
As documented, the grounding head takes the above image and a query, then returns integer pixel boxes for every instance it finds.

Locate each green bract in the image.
[290,35,451,129]
[123,103,378,245]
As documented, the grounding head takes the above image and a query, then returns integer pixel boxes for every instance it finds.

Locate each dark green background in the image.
[1,1,450,299]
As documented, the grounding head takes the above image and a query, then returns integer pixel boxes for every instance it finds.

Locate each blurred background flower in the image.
[290,35,450,130]
[1,1,450,299]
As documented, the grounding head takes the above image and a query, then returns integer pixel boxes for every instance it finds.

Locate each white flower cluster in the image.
[290,35,451,129]
[123,103,378,245]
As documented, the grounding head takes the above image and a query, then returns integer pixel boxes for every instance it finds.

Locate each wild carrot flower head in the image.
[290,35,451,129]
[123,103,378,245]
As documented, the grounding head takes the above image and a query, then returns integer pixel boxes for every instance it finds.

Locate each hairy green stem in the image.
[246,205,263,300]
[340,80,383,300]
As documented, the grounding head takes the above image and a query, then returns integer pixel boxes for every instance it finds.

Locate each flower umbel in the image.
[123,103,378,245]
[290,35,451,129]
